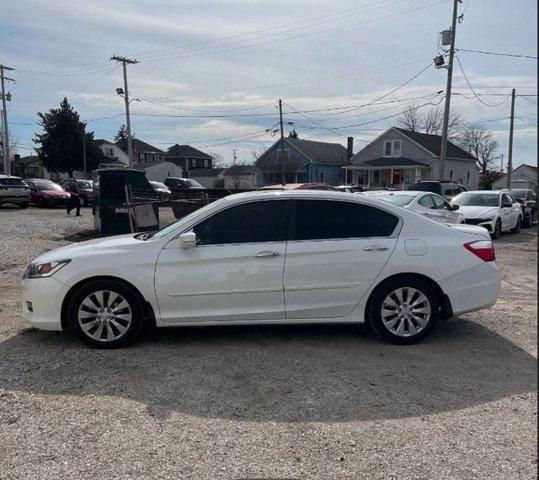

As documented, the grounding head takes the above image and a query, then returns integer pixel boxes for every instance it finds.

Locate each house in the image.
[492,164,537,191]
[116,138,165,166]
[189,168,226,188]
[96,139,129,165]
[165,144,214,177]
[344,127,478,190]
[223,164,260,189]
[10,155,44,178]
[256,137,353,186]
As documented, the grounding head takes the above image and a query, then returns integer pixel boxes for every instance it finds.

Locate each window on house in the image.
[373,170,381,184]
[191,159,196,168]
[449,170,453,180]
[139,153,146,163]
[203,159,209,168]
[466,171,470,185]
[319,172,325,182]
[383,140,401,157]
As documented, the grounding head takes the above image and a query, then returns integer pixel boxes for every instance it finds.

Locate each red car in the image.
[24,179,71,207]
[61,178,94,206]
[259,182,337,191]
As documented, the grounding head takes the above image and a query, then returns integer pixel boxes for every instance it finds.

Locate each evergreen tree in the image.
[114,124,134,142]
[33,98,99,176]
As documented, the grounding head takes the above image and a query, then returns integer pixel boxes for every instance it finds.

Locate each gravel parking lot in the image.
[0,206,537,479]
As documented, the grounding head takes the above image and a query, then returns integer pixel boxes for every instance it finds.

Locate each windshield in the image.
[150,198,226,239]
[151,181,167,189]
[185,179,202,188]
[77,180,93,189]
[452,192,499,207]
[35,182,64,191]
[409,182,440,194]
[510,189,527,200]
[374,194,415,206]
[0,178,26,187]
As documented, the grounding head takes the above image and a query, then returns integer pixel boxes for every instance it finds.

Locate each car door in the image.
[283,199,400,319]
[154,199,289,324]
[417,194,445,223]
[500,193,515,230]
[431,194,457,223]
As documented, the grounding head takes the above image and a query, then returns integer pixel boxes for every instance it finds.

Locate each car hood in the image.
[32,234,143,263]
[456,205,498,218]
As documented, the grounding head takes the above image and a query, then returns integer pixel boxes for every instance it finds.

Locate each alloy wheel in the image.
[77,290,132,342]
[380,287,431,337]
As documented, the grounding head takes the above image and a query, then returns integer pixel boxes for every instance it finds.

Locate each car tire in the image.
[491,219,502,240]
[67,279,144,348]
[19,202,29,209]
[523,214,533,228]
[37,197,46,208]
[511,217,522,234]
[368,276,439,345]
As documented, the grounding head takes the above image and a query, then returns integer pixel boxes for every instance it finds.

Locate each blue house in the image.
[256,137,353,186]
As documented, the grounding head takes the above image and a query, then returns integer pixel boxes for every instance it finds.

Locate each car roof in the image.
[0,174,23,179]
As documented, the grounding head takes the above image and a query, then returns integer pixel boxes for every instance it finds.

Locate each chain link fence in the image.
[126,187,252,233]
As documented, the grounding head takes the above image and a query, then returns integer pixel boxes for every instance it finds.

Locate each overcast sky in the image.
[1,0,537,167]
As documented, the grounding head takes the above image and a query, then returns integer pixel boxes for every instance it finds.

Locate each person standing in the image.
[66,182,82,216]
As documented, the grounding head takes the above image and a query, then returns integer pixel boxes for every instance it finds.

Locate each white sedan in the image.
[22,190,501,348]
[451,190,523,239]
[362,190,465,224]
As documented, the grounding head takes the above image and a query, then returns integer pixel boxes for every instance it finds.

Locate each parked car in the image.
[22,190,500,348]
[408,181,467,200]
[451,190,522,239]
[0,174,30,208]
[164,177,205,191]
[363,190,465,224]
[260,183,337,191]
[509,189,536,228]
[61,179,94,206]
[24,179,71,207]
[334,185,364,193]
[149,181,171,200]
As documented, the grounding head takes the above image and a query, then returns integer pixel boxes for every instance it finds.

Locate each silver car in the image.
[0,174,30,208]
[362,190,465,224]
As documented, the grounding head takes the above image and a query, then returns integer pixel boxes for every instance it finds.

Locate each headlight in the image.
[23,259,71,279]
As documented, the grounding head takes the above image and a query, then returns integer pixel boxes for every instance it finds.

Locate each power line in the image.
[458,48,538,59]
[455,55,513,107]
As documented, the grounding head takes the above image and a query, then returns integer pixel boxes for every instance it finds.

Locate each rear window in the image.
[292,200,399,240]
[374,194,415,207]
[0,178,26,187]
[409,182,441,194]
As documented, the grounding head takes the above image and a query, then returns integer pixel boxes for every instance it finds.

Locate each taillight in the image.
[464,240,496,262]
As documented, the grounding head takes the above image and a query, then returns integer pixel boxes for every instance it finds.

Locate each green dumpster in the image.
[93,168,156,235]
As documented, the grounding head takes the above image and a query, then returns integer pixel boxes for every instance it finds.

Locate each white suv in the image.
[0,174,30,208]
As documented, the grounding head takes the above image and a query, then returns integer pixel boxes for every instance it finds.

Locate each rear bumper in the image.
[440,262,501,315]
[21,277,68,331]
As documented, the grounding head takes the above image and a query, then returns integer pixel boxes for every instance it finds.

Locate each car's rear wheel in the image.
[37,197,46,208]
[369,277,439,344]
[18,202,29,209]
[491,219,502,239]
[511,217,521,234]
[67,280,144,348]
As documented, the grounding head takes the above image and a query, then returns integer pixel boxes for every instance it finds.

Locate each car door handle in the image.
[363,245,389,252]
[254,251,280,258]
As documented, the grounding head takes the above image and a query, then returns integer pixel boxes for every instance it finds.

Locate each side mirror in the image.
[451,204,459,210]
[179,231,197,248]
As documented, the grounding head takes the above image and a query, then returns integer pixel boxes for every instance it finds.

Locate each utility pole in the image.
[111,56,138,169]
[506,88,516,189]
[438,0,461,181]
[233,149,237,165]
[82,127,87,179]
[0,64,15,175]
[278,99,285,184]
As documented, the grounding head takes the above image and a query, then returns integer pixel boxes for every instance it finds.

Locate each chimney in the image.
[347,137,354,160]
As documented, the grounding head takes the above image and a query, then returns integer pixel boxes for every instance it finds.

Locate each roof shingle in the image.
[394,128,476,160]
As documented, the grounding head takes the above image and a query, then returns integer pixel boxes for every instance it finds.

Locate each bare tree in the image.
[224,163,254,189]
[398,104,462,138]
[456,124,499,173]
[207,152,224,168]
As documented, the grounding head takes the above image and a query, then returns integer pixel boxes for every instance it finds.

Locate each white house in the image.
[492,164,537,191]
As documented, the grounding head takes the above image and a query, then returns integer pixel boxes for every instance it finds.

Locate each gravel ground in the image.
[0,207,537,479]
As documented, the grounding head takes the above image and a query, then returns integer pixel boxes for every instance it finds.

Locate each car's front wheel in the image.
[369,276,439,344]
[67,280,144,348]
[491,219,502,240]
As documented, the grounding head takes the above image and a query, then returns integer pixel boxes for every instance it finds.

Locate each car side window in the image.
[292,200,399,240]
[193,200,288,245]
[418,195,435,209]
[432,195,451,210]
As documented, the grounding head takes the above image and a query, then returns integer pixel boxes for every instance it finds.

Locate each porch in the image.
[343,159,429,190]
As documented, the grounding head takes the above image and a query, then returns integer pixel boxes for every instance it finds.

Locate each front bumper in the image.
[21,277,69,331]
[464,218,495,232]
